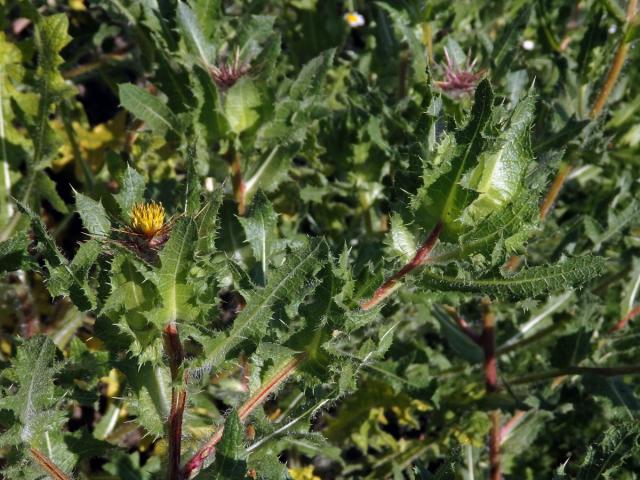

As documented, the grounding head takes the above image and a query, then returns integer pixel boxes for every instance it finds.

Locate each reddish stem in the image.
[163,323,186,480]
[539,163,573,221]
[489,410,501,480]
[609,304,640,333]
[182,354,305,479]
[231,151,246,216]
[361,223,443,311]
[30,448,70,480]
[481,299,501,480]
[443,305,481,344]
[589,0,637,119]
[500,410,526,443]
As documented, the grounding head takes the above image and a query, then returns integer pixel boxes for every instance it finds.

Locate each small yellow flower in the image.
[288,466,321,480]
[344,11,365,28]
[130,202,166,238]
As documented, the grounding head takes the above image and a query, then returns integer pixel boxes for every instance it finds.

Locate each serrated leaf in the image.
[462,88,535,225]
[204,240,325,365]
[36,171,67,214]
[421,256,606,298]
[432,191,539,264]
[147,217,198,327]
[224,78,261,134]
[118,83,179,135]
[208,411,247,480]
[414,80,494,240]
[114,164,145,220]
[238,191,278,281]
[0,336,62,444]
[0,232,31,272]
[387,214,417,261]
[75,191,110,237]
[177,1,215,67]
[576,421,640,479]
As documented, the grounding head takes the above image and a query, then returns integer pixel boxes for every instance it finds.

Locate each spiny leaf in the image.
[146,217,198,327]
[208,411,247,480]
[204,240,325,365]
[114,164,145,221]
[75,191,110,237]
[0,335,62,444]
[421,256,606,298]
[224,78,261,134]
[414,80,494,240]
[462,87,535,225]
[118,83,179,135]
[576,421,640,479]
[176,1,215,67]
[431,191,539,265]
[238,191,278,281]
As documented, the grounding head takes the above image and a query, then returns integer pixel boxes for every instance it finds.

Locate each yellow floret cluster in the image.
[130,202,165,238]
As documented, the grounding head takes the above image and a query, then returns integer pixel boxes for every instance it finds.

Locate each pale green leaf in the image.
[118,83,179,135]
[75,191,111,237]
[421,256,607,298]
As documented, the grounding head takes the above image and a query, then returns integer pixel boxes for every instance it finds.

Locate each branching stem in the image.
[182,353,305,479]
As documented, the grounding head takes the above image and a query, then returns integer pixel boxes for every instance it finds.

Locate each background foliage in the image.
[1,0,639,479]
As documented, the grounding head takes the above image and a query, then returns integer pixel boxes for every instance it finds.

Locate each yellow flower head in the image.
[130,202,165,238]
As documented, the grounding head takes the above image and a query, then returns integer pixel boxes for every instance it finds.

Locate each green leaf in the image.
[421,256,607,298]
[576,421,640,479]
[204,240,325,365]
[0,335,62,444]
[36,171,68,214]
[196,187,224,257]
[0,232,31,272]
[238,191,278,281]
[75,191,111,237]
[208,411,247,479]
[462,88,535,225]
[146,217,198,327]
[414,80,494,240]
[114,165,145,221]
[224,78,261,134]
[432,191,539,265]
[386,214,417,262]
[118,84,179,135]
[176,1,215,67]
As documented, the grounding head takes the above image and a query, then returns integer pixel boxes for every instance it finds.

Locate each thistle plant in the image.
[1,1,640,480]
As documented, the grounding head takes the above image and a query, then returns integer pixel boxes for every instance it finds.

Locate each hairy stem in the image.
[182,353,306,479]
[361,222,442,310]
[482,299,501,480]
[163,323,186,480]
[589,0,638,119]
[30,448,70,480]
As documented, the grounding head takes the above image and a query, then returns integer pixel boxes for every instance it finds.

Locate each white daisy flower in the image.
[344,11,365,28]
